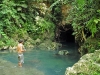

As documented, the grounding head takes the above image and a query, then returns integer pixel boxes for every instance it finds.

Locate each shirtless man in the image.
[17,39,26,67]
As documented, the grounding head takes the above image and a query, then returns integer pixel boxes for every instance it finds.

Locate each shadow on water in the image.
[0,42,80,75]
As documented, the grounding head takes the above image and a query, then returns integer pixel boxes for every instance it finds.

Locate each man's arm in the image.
[22,45,26,52]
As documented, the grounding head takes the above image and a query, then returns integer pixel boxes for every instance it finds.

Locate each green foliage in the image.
[49,0,63,24]
[0,0,28,47]
[67,0,100,39]
[35,16,55,34]
[66,0,100,54]
[75,0,85,9]
[86,17,98,37]
[0,32,16,47]
[79,36,100,55]
[0,0,56,48]
[25,1,55,40]
[49,0,61,10]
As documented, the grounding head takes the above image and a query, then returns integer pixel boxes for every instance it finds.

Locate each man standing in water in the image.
[17,39,26,67]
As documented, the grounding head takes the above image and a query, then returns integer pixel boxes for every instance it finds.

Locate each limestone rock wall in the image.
[65,50,100,75]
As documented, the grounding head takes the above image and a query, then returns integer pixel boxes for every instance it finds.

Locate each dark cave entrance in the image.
[59,29,75,43]
[55,25,80,56]
[55,25,75,43]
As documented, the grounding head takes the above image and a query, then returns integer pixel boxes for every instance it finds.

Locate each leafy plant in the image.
[0,0,28,47]
[67,0,100,40]
[66,0,100,54]
[0,0,56,48]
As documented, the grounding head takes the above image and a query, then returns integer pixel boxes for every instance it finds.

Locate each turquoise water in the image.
[0,43,80,75]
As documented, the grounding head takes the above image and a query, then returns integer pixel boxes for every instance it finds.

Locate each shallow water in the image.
[0,43,80,75]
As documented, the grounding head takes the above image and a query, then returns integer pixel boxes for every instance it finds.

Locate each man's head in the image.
[18,39,24,43]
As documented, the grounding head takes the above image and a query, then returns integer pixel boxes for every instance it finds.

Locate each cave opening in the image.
[55,25,75,43]
[55,25,79,55]
[59,28,75,43]
[54,24,82,57]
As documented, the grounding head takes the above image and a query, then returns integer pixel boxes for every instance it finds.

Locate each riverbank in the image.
[0,58,44,75]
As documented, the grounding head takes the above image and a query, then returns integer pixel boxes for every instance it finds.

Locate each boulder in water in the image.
[58,50,69,55]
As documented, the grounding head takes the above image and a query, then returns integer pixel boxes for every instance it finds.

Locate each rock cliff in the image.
[65,50,100,75]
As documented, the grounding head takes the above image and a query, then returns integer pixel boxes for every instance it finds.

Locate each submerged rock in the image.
[58,50,69,55]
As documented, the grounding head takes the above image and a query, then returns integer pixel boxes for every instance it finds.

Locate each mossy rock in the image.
[79,36,100,55]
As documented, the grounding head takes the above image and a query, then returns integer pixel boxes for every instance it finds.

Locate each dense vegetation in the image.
[0,0,100,74]
[66,0,100,55]
[0,0,55,48]
[0,0,100,55]
[66,1,100,74]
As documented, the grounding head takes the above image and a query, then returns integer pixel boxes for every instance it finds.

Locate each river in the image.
[0,42,80,75]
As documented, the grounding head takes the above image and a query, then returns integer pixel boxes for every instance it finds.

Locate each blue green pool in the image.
[0,43,80,75]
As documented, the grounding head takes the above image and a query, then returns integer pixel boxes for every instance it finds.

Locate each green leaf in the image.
[76,0,85,9]
[20,13,26,20]
[17,4,27,8]
[17,7,22,11]
[97,10,100,13]
[94,19,99,24]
